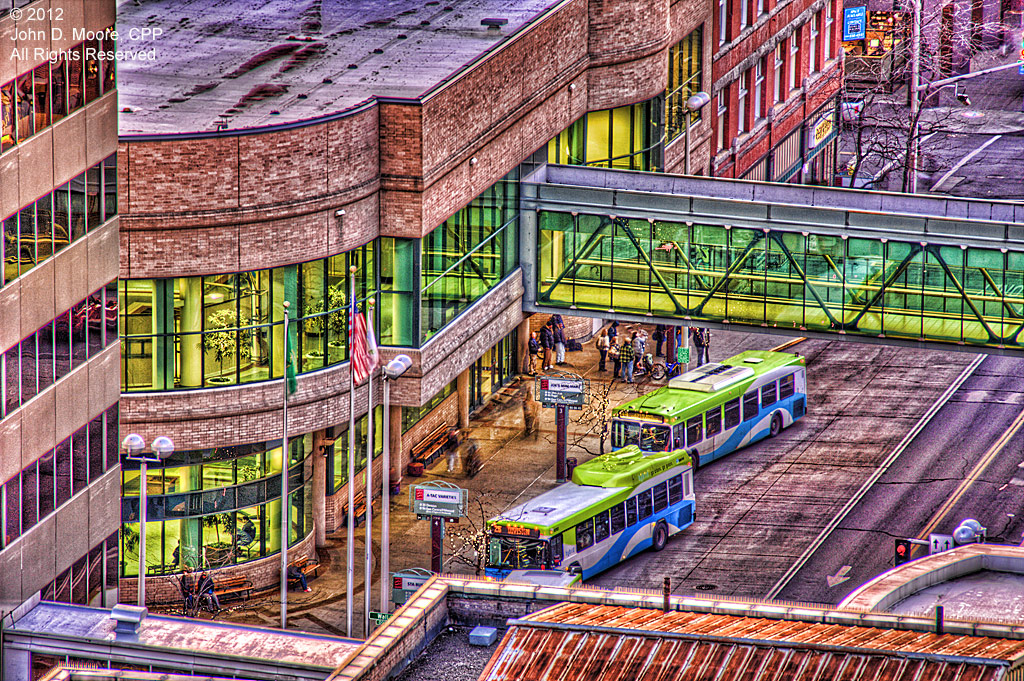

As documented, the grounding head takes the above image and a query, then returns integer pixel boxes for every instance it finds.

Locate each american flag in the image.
[349,303,379,385]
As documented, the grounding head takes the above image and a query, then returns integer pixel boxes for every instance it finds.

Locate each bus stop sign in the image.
[537,377,586,409]
[409,483,467,519]
[392,568,434,605]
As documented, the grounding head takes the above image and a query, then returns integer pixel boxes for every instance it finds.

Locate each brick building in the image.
[1,0,120,615]
[111,0,721,598]
[711,0,844,183]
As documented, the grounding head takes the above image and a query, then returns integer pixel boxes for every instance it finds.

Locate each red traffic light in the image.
[894,539,913,565]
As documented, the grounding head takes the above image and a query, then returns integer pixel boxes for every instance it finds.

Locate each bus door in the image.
[703,404,724,463]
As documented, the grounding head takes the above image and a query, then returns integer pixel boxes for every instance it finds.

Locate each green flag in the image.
[286,324,298,396]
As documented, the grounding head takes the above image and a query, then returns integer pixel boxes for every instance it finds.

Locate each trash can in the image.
[566,457,578,479]
[407,461,424,477]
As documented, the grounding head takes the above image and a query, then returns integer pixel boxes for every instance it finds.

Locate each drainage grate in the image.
[694,584,717,591]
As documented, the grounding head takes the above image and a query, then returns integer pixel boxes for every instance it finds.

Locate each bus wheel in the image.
[690,451,700,471]
[652,522,669,551]
[770,412,783,437]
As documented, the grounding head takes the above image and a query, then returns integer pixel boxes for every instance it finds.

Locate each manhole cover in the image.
[694,584,717,591]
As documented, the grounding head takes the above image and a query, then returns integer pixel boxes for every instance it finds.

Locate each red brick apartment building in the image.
[711,0,844,183]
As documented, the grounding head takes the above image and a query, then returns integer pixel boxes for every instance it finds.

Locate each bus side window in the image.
[625,496,638,526]
[779,373,795,399]
[576,518,594,551]
[610,503,626,534]
[742,391,759,421]
[761,382,778,406]
[549,533,563,566]
[652,482,668,513]
[724,398,741,429]
[637,489,653,520]
[673,425,684,450]
[685,415,703,447]
[705,407,722,437]
[594,509,610,543]
[668,475,683,504]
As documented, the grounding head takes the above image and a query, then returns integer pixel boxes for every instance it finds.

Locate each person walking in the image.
[653,324,667,357]
[553,319,567,365]
[619,334,636,383]
[691,327,711,367]
[527,331,540,375]
[596,329,610,371]
[539,322,554,371]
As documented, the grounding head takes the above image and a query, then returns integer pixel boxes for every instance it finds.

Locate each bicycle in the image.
[651,358,685,381]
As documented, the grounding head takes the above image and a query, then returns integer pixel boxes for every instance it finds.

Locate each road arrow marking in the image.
[826,565,852,588]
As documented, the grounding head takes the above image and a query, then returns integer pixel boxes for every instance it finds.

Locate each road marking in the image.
[770,337,806,352]
[930,134,1001,192]
[765,353,985,600]
[916,402,1024,543]
[826,565,852,588]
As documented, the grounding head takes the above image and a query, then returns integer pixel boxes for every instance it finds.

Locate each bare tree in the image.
[570,379,617,458]
[445,491,496,576]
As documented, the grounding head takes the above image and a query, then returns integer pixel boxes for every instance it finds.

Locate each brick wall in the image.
[118,529,317,606]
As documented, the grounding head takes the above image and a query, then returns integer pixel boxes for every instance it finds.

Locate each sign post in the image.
[555,404,567,482]
[536,375,587,483]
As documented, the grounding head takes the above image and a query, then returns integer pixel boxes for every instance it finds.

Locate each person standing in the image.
[619,334,636,383]
[653,324,667,357]
[553,319,567,365]
[527,331,540,375]
[539,322,554,371]
[596,329,610,371]
[609,339,621,380]
[632,330,645,358]
[691,327,711,367]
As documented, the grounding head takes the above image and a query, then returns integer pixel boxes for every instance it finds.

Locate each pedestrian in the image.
[608,321,619,345]
[596,329,610,371]
[522,388,540,437]
[196,570,222,611]
[619,335,636,383]
[553,319,567,365]
[653,324,667,357]
[527,331,540,375]
[445,426,460,473]
[632,330,645,358]
[447,443,459,473]
[609,340,621,379]
[287,564,312,592]
[539,322,554,370]
[691,327,711,367]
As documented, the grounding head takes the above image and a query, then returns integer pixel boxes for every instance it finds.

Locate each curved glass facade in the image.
[546,98,663,172]
[120,435,314,577]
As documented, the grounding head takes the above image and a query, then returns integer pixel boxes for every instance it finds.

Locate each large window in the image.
[737,71,749,135]
[421,170,519,341]
[402,381,456,433]
[120,243,377,391]
[666,28,703,142]
[718,0,728,45]
[754,57,765,122]
[120,434,314,577]
[547,98,663,172]
[716,89,728,152]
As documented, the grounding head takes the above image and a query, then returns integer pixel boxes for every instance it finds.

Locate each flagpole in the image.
[280,301,290,629]
[364,300,375,636]
[347,265,356,638]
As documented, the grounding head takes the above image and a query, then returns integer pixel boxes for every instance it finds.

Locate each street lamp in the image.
[683,92,711,175]
[122,433,174,607]
[380,354,412,617]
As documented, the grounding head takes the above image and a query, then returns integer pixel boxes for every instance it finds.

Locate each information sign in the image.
[537,376,586,409]
[369,611,392,625]
[929,533,954,555]
[409,483,467,519]
[843,6,866,41]
[676,347,690,364]
[391,569,433,605]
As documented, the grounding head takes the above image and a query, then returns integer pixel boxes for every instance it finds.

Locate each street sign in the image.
[929,533,954,554]
[676,346,690,364]
[391,568,433,605]
[537,376,586,408]
[842,6,866,41]
[369,611,392,625]
[409,483,467,519]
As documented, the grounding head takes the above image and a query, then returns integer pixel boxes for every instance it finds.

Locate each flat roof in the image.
[493,483,627,529]
[11,602,360,671]
[116,0,557,136]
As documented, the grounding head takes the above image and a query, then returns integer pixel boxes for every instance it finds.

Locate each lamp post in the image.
[122,433,175,608]
[380,354,412,618]
[683,92,711,175]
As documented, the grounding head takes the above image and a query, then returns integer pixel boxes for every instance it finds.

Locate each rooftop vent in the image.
[110,604,147,641]
[481,18,508,31]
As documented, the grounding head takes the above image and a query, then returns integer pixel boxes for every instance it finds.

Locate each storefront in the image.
[740,97,840,186]
[842,7,910,89]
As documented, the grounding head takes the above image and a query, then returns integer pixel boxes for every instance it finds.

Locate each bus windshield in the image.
[488,537,548,570]
[612,419,671,451]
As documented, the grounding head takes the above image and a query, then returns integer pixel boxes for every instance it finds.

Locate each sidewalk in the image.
[217,323,794,637]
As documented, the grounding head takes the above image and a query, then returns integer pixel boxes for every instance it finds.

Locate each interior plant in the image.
[202,309,253,382]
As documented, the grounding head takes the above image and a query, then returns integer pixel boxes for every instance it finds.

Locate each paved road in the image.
[591,340,977,600]
[774,353,1024,605]
[923,131,1024,199]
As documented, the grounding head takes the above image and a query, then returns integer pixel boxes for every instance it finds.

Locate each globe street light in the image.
[684,92,711,175]
[380,354,412,617]
[123,434,174,607]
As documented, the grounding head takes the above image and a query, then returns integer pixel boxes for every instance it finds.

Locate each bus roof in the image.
[491,482,627,530]
[613,351,803,423]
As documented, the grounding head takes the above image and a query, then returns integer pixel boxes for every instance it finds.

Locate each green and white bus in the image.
[611,350,807,469]
[485,445,695,582]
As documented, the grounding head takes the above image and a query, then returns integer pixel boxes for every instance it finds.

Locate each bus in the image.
[611,350,807,469]
[485,445,695,583]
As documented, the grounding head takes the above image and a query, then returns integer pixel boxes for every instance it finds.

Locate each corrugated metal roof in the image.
[477,604,1024,681]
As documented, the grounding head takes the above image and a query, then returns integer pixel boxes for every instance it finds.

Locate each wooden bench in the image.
[213,574,253,602]
[343,491,379,527]
[409,424,449,472]
[287,556,320,588]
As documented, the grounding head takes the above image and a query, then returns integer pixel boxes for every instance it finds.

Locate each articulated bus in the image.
[611,350,807,469]
[485,445,695,583]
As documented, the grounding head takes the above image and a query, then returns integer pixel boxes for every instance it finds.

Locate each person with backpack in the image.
[552,318,567,365]
[691,327,711,367]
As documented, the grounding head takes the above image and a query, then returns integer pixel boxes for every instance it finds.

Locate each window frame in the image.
[742,391,760,421]
[779,373,796,399]
[761,381,778,407]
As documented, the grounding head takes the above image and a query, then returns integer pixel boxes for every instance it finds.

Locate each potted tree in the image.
[203,310,252,384]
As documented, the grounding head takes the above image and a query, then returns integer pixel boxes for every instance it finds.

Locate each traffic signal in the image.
[894,539,912,566]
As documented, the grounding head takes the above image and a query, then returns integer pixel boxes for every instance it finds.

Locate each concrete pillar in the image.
[389,404,402,487]
[3,647,30,681]
[312,429,327,547]
[457,367,471,430]
[517,316,531,374]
